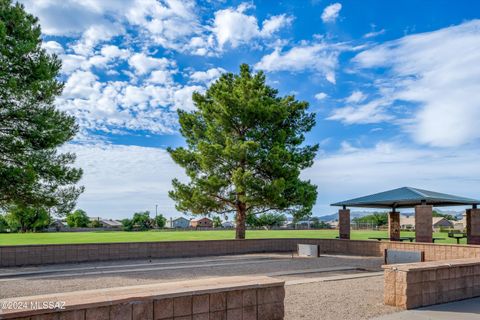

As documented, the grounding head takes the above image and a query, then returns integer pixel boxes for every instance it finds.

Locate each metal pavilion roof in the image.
[331,187,480,209]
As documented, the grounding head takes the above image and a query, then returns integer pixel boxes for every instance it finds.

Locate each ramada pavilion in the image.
[331,187,480,244]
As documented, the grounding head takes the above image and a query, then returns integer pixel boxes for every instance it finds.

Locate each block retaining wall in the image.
[2,238,480,267]
[383,259,480,309]
[0,276,285,320]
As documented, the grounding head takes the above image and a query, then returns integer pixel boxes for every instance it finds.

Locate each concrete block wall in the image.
[3,238,480,267]
[0,276,285,320]
[379,242,480,261]
[0,239,383,267]
[383,259,480,309]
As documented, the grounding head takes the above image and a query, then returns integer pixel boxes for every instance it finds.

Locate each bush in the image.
[90,219,102,228]
[121,218,134,231]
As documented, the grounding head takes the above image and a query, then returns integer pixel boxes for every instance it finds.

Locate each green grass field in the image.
[0,229,465,246]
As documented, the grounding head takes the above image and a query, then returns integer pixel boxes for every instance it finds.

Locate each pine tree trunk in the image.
[235,203,246,239]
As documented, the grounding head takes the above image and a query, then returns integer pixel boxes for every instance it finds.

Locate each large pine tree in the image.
[169,64,318,239]
[0,0,83,214]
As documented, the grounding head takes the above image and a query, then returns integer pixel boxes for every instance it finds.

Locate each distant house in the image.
[190,217,213,228]
[166,217,190,229]
[221,221,235,228]
[49,219,69,231]
[89,217,122,229]
[326,220,339,229]
[100,219,123,229]
[400,216,454,230]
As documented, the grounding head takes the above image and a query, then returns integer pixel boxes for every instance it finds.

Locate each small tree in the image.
[155,214,167,228]
[169,64,318,239]
[132,211,153,231]
[66,209,89,227]
[212,216,222,228]
[5,205,50,232]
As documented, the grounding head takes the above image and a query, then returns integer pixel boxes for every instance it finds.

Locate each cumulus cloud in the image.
[351,20,480,147]
[128,53,174,76]
[255,41,345,84]
[315,92,328,100]
[173,85,204,111]
[42,41,64,55]
[63,143,186,218]
[212,3,292,49]
[321,3,342,23]
[190,67,226,85]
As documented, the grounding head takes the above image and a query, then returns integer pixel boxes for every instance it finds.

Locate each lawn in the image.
[0,229,465,246]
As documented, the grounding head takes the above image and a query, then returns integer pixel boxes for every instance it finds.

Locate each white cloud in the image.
[190,67,226,85]
[315,92,328,100]
[72,23,124,56]
[148,70,175,84]
[327,97,393,124]
[255,42,345,84]
[212,3,292,49]
[173,85,204,111]
[128,53,173,76]
[63,143,186,219]
[363,29,386,38]
[42,41,64,55]
[57,70,184,135]
[321,3,342,23]
[345,90,366,103]
[352,20,480,147]
[304,142,480,214]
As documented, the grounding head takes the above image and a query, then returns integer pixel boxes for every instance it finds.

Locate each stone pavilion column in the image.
[466,206,480,245]
[415,204,433,243]
[339,207,350,240]
[388,211,400,241]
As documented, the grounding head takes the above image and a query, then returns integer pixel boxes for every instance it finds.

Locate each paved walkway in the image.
[373,297,480,320]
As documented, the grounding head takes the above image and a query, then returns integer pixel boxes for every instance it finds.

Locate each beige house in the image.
[400,216,454,230]
[190,217,213,228]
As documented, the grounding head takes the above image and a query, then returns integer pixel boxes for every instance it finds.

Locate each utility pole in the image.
[155,204,158,218]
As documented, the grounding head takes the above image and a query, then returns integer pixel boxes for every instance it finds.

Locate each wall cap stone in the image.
[382,258,480,272]
[0,276,283,319]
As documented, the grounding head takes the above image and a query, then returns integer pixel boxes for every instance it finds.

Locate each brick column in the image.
[339,209,350,239]
[388,211,400,241]
[415,204,432,243]
[466,208,480,245]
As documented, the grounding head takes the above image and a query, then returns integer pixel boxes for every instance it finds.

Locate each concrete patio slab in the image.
[373,297,480,320]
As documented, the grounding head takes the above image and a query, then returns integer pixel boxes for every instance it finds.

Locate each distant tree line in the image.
[352,212,388,227]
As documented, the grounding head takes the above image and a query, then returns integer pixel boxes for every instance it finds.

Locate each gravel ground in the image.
[0,254,383,298]
[285,277,400,320]
[0,254,400,319]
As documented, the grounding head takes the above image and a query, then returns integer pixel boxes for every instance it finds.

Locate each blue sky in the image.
[20,0,480,219]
